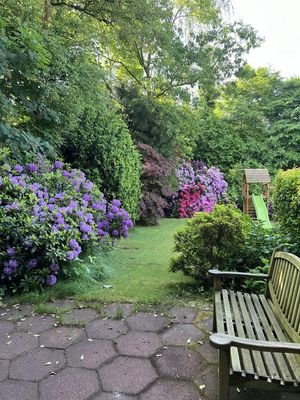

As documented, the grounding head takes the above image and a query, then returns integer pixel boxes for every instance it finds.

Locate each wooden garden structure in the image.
[242,169,271,217]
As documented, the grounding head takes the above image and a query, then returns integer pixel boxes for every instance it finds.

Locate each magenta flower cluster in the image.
[0,159,133,292]
[176,161,228,218]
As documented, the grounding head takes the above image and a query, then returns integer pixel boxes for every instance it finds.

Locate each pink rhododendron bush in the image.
[0,150,133,294]
[175,161,228,218]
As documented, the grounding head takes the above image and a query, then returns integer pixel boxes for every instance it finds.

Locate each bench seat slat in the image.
[259,294,300,383]
[243,293,279,381]
[229,290,254,375]
[222,289,241,373]
[235,292,267,377]
[251,294,291,383]
[215,290,225,333]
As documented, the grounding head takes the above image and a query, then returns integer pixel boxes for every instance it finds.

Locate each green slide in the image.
[252,194,272,229]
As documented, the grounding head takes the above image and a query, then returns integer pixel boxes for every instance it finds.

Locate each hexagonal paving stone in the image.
[94,393,136,400]
[104,303,134,319]
[66,338,116,369]
[168,307,198,324]
[116,331,161,358]
[0,304,33,321]
[140,379,200,400]
[16,315,56,334]
[40,367,99,400]
[10,347,65,381]
[197,341,218,364]
[0,332,38,359]
[63,308,98,325]
[86,319,128,340]
[99,356,158,395]
[0,321,14,336]
[0,360,9,381]
[153,346,206,379]
[162,324,204,346]
[126,313,169,332]
[40,326,85,349]
[194,366,218,400]
[0,380,38,400]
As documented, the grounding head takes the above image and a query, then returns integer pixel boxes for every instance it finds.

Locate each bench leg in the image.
[218,348,230,400]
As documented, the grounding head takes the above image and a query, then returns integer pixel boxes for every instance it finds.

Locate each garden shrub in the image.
[170,205,250,286]
[241,221,298,268]
[137,143,176,225]
[175,161,228,217]
[170,203,299,288]
[0,150,133,294]
[61,108,141,221]
[273,168,300,254]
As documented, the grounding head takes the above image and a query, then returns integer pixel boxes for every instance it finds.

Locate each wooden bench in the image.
[209,250,300,399]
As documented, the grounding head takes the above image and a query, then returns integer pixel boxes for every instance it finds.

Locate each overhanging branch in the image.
[50,1,112,24]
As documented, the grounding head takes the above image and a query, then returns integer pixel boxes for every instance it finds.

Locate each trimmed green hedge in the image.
[273,168,300,249]
[62,108,141,221]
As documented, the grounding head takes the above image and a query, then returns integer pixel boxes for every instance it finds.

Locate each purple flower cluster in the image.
[0,159,133,292]
[176,161,228,216]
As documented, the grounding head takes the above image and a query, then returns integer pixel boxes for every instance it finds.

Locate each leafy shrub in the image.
[170,203,299,288]
[273,168,300,254]
[175,161,228,217]
[170,205,249,286]
[137,143,176,225]
[241,221,298,268]
[0,150,133,294]
[62,108,141,221]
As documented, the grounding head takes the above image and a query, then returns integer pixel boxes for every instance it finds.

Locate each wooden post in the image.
[219,348,231,400]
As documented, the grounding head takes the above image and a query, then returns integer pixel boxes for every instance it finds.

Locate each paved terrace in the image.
[0,302,298,400]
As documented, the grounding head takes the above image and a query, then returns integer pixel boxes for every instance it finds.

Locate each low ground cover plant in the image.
[0,150,133,294]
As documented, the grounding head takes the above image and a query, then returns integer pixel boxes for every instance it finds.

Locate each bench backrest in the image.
[267,251,300,342]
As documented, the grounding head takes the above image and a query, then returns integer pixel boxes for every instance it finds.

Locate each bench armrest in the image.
[210,333,300,354]
[208,269,269,280]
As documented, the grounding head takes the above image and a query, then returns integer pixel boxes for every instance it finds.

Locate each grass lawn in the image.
[11,219,210,307]
[78,218,202,304]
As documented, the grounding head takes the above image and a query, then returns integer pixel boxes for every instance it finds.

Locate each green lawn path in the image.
[78,218,198,304]
[12,219,208,307]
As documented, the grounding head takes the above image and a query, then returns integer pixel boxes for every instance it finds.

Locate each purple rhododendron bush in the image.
[0,150,133,294]
[175,160,228,218]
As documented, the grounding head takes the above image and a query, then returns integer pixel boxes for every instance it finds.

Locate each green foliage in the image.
[62,106,141,221]
[118,85,200,158]
[194,114,245,173]
[241,221,298,269]
[0,125,57,163]
[273,169,300,253]
[170,205,250,285]
[207,66,300,173]
[97,0,260,100]
[170,202,299,287]
[266,78,300,169]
